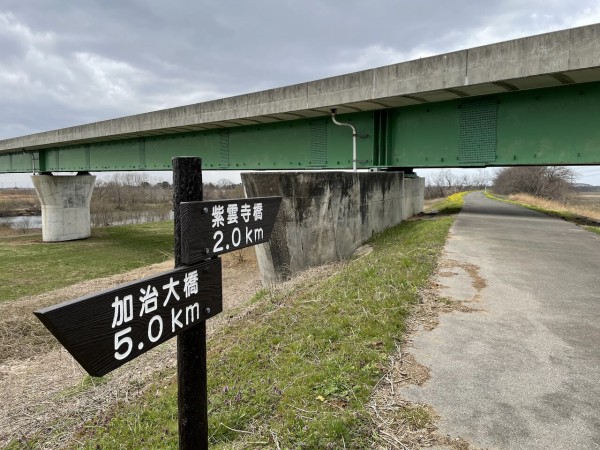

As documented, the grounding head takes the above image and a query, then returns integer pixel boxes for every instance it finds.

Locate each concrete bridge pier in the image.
[31,172,96,242]
[242,171,424,285]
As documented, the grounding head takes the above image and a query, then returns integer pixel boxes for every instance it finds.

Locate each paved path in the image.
[402,192,600,449]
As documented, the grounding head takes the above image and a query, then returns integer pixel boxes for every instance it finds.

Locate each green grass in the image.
[584,226,600,235]
[426,191,470,215]
[72,216,454,449]
[483,192,518,205]
[59,375,108,399]
[0,221,173,303]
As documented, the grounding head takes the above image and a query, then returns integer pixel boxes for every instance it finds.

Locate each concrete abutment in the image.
[242,171,424,285]
[31,173,96,242]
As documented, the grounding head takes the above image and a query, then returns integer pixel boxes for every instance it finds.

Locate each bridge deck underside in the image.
[2,81,600,173]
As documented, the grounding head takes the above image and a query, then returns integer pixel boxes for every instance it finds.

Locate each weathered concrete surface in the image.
[242,171,424,284]
[31,173,95,242]
[2,24,600,152]
[401,192,600,449]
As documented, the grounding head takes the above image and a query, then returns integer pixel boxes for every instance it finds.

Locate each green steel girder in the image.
[1,81,600,173]
[386,81,600,168]
[0,112,375,173]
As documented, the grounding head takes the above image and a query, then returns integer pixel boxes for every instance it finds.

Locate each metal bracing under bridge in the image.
[1,24,600,174]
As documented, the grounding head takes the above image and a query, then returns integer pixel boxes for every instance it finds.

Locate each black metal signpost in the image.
[33,157,281,449]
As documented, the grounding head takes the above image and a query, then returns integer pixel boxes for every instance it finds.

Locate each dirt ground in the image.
[0,248,261,449]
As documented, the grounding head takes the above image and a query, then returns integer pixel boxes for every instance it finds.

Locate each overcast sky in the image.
[2,0,600,187]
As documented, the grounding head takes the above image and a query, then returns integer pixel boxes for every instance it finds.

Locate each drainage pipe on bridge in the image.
[331,109,357,172]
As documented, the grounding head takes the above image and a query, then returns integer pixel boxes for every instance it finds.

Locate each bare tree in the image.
[17,216,32,234]
[425,169,490,199]
[492,166,575,200]
[89,174,244,226]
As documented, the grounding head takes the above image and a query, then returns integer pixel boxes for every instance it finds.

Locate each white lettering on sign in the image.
[243,226,264,243]
[162,277,180,307]
[226,204,239,224]
[186,303,200,325]
[253,202,263,221]
[205,201,269,255]
[232,227,241,247]
[212,205,225,228]
[240,203,251,223]
[114,327,133,360]
[213,230,224,253]
[172,308,183,332]
[147,315,163,343]
[111,294,133,328]
[110,268,211,362]
[139,285,159,317]
[212,225,266,252]
[184,270,199,298]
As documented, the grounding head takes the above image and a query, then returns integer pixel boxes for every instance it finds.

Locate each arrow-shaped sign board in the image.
[180,196,281,264]
[35,258,222,377]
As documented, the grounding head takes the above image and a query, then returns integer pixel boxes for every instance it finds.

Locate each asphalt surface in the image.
[402,192,600,449]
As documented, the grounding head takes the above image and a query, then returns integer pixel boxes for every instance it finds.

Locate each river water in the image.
[0,210,174,230]
[0,215,42,228]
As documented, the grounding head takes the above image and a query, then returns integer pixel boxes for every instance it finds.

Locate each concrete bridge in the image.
[1,24,599,282]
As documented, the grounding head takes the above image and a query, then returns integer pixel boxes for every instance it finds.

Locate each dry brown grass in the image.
[0,225,41,237]
[0,188,38,212]
[509,193,600,222]
[0,224,15,236]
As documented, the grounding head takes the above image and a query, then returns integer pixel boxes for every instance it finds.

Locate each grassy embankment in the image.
[425,191,468,215]
[63,213,458,449]
[4,192,466,448]
[0,221,173,303]
[484,192,600,234]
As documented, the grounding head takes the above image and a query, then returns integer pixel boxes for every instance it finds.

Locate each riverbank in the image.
[0,207,40,218]
[0,188,40,218]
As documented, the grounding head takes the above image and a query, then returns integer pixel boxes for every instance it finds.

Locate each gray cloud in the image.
[1,1,600,185]
[3,1,600,137]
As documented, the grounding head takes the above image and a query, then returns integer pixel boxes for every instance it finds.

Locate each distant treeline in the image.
[425,166,598,201]
[492,166,575,201]
[573,183,600,192]
[203,179,245,200]
[0,176,246,233]
[0,176,245,218]
[91,174,244,226]
[425,169,489,199]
